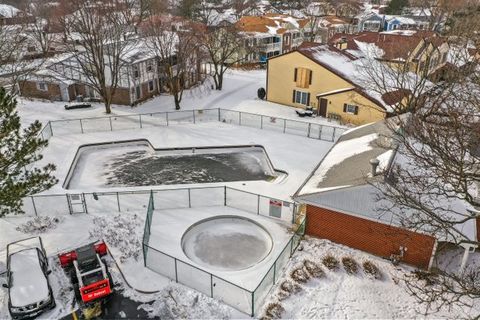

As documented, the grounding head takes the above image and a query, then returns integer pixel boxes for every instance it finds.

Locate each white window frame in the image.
[37,82,48,91]
[345,104,357,114]
[294,91,309,105]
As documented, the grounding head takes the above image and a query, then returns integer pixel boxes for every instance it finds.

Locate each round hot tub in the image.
[181,216,273,271]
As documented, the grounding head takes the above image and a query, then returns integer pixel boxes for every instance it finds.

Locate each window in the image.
[343,103,358,114]
[148,80,154,92]
[293,90,310,105]
[294,67,312,88]
[146,61,153,72]
[133,65,139,78]
[37,82,48,91]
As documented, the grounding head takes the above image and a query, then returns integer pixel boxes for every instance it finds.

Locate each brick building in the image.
[294,119,478,269]
[20,37,203,105]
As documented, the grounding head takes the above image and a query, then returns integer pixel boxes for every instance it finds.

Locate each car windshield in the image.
[82,270,103,286]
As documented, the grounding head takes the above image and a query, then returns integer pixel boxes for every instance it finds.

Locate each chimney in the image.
[369,158,380,176]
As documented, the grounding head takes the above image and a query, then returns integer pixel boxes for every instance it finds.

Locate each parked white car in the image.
[3,237,55,319]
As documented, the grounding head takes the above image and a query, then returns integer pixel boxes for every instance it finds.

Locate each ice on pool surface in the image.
[182,216,273,271]
[66,141,280,189]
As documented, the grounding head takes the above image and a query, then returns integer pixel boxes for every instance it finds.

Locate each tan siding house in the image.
[267,44,391,125]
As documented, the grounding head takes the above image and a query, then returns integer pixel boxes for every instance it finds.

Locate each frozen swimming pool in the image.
[65,140,284,189]
[182,216,273,271]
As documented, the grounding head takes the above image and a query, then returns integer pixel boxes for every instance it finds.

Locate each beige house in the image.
[329,30,450,76]
[266,44,405,125]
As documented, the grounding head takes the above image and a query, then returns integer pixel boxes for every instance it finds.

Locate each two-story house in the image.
[329,30,449,75]
[266,43,408,125]
[236,14,309,63]
[19,37,199,105]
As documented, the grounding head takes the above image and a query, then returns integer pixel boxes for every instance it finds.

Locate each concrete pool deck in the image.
[36,122,334,200]
[147,205,292,291]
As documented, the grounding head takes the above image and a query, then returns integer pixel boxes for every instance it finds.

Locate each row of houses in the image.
[265,29,467,126]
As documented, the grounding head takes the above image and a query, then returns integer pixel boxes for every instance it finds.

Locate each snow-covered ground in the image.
[16,70,346,128]
[260,237,480,319]
[3,68,478,319]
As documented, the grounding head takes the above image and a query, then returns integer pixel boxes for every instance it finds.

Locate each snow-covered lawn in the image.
[260,236,478,319]
[16,70,346,128]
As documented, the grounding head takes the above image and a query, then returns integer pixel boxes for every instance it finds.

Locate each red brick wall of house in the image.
[20,81,62,101]
[306,205,436,269]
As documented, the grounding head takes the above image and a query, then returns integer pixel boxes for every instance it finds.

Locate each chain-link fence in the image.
[142,187,306,316]
[43,108,345,142]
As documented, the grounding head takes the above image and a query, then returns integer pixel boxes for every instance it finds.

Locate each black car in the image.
[3,237,56,319]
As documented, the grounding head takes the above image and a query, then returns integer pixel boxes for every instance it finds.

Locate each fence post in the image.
[251,291,255,317]
[224,186,227,206]
[307,123,311,138]
[238,112,241,125]
[188,188,191,208]
[66,194,72,215]
[166,112,169,126]
[82,193,88,214]
[192,110,196,124]
[318,125,322,140]
[210,274,213,297]
[49,121,54,136]
[174,258,178,283]
[139,114,143,128]
[116,192,121,212]
[260,115,263,129]
[283,119,286,133]
[217,108,221,122]
[257,195,260,215]
[109,117,113,131]
[150,190,155,210]
[273,262,276,284]
[332,127,337,142]
[80,119,84,134]
[31,196,38,216]
[290,238,294,256]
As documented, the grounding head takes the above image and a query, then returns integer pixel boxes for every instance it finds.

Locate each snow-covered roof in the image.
[0,4,20,18]
[296,119,394,196]
[294,118,478,242]
[9,248,50,307]
[296,44,414,111]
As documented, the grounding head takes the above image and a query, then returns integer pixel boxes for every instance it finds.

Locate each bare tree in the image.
[358,3,480,316]
[201,25,249,90]
[141,17,203,109]
[62,0,131,114]
[24,1,56,56]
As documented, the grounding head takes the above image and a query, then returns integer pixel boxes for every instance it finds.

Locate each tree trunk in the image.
[174,93,181,110]
[105,101,112,114]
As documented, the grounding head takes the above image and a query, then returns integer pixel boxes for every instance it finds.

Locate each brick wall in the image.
[306,205,436,269]
[20,80,62,101]
[477,217,480,242]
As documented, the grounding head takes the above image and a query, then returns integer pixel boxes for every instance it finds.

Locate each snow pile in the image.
[137,285,235,319]
[16,216,64,235]
[89,213,142,263]
[0,4,20,18]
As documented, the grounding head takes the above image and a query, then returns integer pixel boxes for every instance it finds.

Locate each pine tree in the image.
[0,88,57,217]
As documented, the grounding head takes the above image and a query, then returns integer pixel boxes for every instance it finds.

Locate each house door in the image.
[318,98,328,117]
